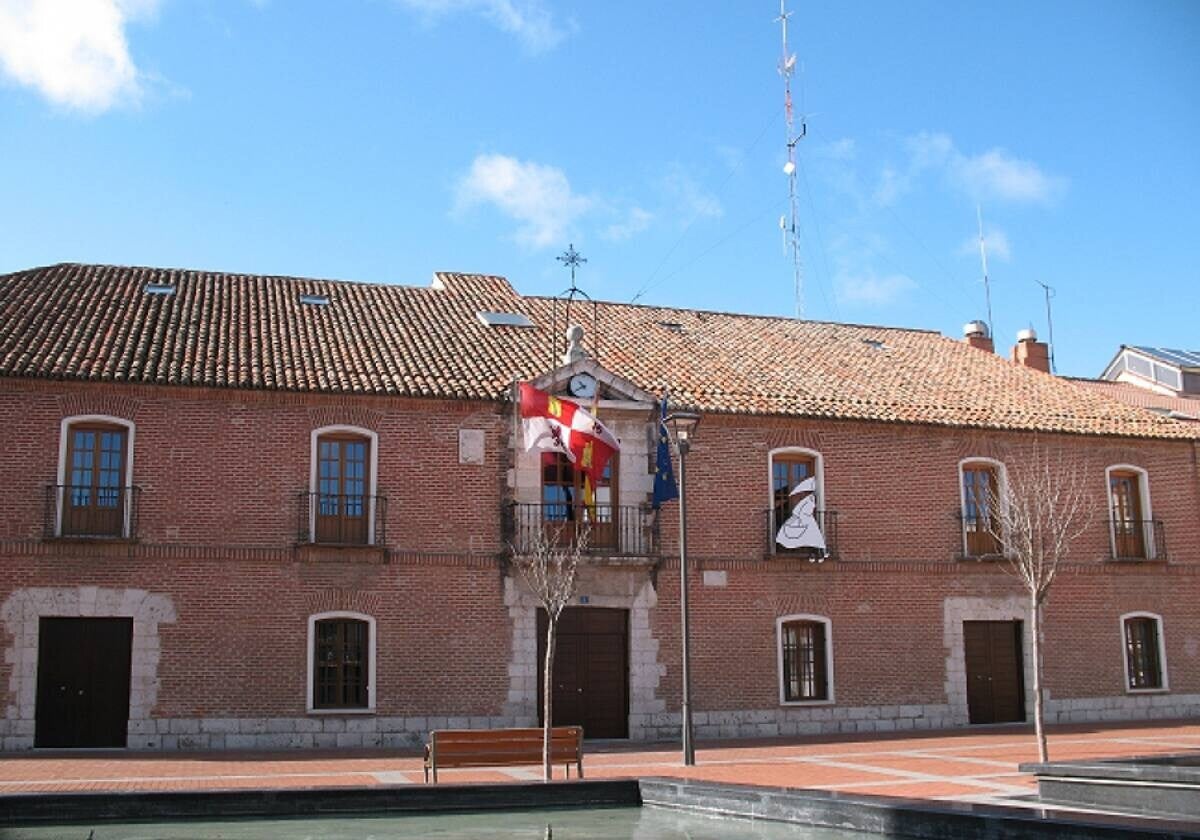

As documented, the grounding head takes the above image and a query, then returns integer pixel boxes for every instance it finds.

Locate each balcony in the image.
[955,510,1005,560]
[45,484,141,540]
[766,508,838,560]
[506,503,659,557]
[1109,517,1166,562]
[297,492,387,547]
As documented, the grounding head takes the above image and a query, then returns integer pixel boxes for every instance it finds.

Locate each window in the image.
[1122,613,1167,692]
[769,449,825,556]
[960,460,1004,557]
[1107,466,1153,560]
[309,426,379,546]
[308,613,375,712]
[777,615,833,704]
[541,451,617,550]
[55,416,135,538]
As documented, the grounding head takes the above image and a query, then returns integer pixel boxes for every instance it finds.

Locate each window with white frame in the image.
[777,614,833,704]
[959,458,1005,557]
[1121,612,1168,692]
[1106,465,1154,560]
[309,425,380,545]
[769,448,828,557]
[55,415,136,538]
[307,612,376,712]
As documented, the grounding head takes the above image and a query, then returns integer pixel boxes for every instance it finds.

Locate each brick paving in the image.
[1,720,1197,809]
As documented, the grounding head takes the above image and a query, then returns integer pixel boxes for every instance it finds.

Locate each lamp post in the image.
[665,409,701,766]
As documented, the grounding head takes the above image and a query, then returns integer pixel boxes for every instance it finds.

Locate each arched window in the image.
[959,458,1006,557]
[1106,465,1154,560]
[541,451,618,550]
[307,612,376,712]
[768,448,830,557]
[1121,612,1168,692]
[309,426,379,545]
[776,614,834,704]
[56,415,136,538]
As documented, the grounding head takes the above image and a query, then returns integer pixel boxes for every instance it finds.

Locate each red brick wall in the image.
[1,376,1197,724]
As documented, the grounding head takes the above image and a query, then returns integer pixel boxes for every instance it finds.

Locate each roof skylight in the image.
[477,311,534,328]
[144,283,176,296]
[300,293,330,306]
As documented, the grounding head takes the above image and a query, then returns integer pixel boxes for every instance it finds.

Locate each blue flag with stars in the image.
[652,395,679,508]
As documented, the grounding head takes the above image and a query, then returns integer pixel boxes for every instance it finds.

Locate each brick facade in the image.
[1,375,1197,751]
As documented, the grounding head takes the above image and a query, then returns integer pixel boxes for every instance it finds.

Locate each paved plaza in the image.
[0,720,1197,809]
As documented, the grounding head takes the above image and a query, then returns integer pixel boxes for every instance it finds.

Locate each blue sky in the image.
[1,1,1197,377]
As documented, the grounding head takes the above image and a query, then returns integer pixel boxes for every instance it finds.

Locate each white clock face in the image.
[569,374,597,399]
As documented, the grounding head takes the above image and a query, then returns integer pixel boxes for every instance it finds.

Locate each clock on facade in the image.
[568,373,597,399]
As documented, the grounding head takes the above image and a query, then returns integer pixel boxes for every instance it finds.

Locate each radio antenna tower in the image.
[777,0,806,319]
[976,205,995,340]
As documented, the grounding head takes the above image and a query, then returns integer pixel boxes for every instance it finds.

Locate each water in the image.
[3,806,878,839]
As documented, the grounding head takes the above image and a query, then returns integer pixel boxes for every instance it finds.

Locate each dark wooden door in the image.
[964,620,1025,725]
[35,617,133,748]
[537,607,628,739]
[1110,471,1145,559]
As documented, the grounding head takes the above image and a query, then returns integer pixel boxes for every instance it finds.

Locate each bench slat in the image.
[425,727,584,782]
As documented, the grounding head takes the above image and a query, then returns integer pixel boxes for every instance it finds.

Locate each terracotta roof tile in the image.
[1,263,1196,440]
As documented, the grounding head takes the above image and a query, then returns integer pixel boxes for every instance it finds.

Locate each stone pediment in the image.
[528,359,657,410]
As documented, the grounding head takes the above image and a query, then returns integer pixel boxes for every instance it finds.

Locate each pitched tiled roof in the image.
[1068,378,1200,422]
[1,263,1196,440]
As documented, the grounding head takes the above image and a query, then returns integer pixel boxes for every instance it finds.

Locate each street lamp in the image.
[665,409,701,766]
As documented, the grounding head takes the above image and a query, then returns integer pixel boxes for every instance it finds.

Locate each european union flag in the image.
[652,395,679,509]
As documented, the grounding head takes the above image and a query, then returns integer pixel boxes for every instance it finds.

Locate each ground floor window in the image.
[1123,613,1166,691]
[777,615,831,703]
[309,613,374,711]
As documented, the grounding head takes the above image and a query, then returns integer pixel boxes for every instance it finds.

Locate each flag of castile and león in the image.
[518,382,620,483]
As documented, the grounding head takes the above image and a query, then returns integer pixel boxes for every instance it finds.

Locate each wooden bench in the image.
[423,726,583,783]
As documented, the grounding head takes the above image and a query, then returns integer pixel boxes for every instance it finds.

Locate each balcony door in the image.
[1110,471,1145,559]
[62,424,127,537]
[316,434,370,545]
[772,453,818,555]
[962,463,1002,556]
[541,452,617,551]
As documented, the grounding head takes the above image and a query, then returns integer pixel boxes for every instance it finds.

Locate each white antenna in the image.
[777,0,806,319]
[976,205,995,339]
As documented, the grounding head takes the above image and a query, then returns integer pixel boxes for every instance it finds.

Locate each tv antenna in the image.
[777,0,807,319]
[976,205,995,340]
[1033,279,1057,374]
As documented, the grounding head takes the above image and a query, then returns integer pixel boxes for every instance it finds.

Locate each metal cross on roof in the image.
[556,243,587,290]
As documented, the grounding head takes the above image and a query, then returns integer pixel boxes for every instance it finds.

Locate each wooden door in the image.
[35,617,133,748]
[963,621,1025,724]
[962,464,1002,556]
[63,425,127,537]
[537,607,629,739]
[1109,471,1145,559]
[316,435,370,544]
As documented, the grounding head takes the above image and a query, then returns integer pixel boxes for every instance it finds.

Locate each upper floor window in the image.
[308,612,375,712]
[55,416,135,538]
[1107,466,1154,560]
[769,448,833,558]
[777,615,833,704]
[1122,613,1167,692]
[960,460,1004,557]
[540,451,617,550]
[308,426,379,546]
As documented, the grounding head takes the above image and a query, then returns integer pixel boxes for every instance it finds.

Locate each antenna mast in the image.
[1033,279,1057,374]
[777,0,806,319]
[976,205,995,340]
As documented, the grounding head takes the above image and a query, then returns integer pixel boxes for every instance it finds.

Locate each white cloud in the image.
[835,268,916,306]
[0,0,158,112]
[821,137,856,162]
[456,153,592,249]
[661,166,723,223]
[603,206,653,241]
[393,0,568,53]
[899,131,1064,204]
[959,227,1012,262]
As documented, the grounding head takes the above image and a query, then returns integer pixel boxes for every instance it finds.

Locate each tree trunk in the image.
[542,618,557,782]
[1031,595,1049,763]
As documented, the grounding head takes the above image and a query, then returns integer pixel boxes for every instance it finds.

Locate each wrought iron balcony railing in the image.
[506,502,659,556]
[45,484,141,539]
[766,508,838,560]
[1109,517,1166,561]
[297,492,387,547]
[955,510,1005,559]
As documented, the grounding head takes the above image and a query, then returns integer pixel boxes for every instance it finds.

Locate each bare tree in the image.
[511,521,590,781]
[985,442,1092,762]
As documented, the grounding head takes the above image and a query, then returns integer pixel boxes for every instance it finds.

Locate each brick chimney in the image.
[1011,328,1051,373]
[962,320,994,353]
